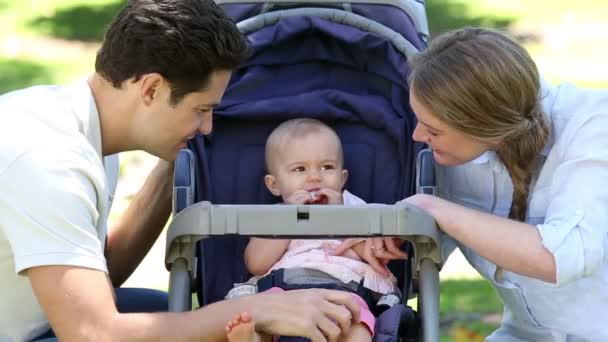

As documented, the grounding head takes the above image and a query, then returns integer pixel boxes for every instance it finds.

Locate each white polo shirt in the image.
[0,80,118,342]
[438,81,608,341]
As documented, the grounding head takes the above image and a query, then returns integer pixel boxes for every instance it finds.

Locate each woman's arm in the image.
[411,112,608,285]
[244,238,290,275]
[405,194,557,283]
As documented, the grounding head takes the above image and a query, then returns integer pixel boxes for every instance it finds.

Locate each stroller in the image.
[165,0,443,341]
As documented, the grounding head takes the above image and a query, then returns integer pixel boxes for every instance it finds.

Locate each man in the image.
[0,1,359,341]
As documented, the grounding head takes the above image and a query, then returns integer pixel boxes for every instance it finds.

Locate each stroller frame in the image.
[166,0,442,340]
[166,149,442,342]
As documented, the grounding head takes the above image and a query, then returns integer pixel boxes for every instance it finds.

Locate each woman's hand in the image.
[332,237,407,276]
[398,193,436,212]
[331,195,439,275]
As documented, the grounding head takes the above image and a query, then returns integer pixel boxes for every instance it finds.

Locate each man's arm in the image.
[28,265,205,342]
[28,265,360,342]
[105,159,173,286]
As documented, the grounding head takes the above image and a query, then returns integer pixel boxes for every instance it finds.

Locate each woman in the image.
[336,27,608,341]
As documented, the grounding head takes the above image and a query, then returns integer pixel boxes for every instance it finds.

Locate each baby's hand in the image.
[285,189,343,205]
[285,190,315,204]
[307,190,328,204]
[340,247,363,261]
[316,188,343,204]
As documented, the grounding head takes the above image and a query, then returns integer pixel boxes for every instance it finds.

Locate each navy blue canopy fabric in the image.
[220,3,427,52]
[187,13,424,305]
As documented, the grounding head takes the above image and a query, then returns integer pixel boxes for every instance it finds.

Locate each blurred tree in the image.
[28,1,126,42]
[426,0,515,38]
[0,58,54,94]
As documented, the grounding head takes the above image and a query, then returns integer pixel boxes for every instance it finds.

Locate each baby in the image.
[226,118,397,342]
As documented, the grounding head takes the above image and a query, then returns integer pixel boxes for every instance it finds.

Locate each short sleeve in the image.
[343,190,367,205]
[536,112,608,286]
[0,145,108,274]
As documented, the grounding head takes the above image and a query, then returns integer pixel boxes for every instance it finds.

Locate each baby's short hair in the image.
[265,118,343,173]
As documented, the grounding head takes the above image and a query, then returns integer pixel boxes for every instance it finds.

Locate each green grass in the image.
[427,0,608,34]
[426,0,517,38]
[27,1,125,41]
[0,57,55,93]
[406,278,502,341]
[465,0,608,28]
[440,279,502,314]
[0,55,93,95]
[0,0,117,95]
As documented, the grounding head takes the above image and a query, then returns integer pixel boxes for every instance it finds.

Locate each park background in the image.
[2,0,607,340]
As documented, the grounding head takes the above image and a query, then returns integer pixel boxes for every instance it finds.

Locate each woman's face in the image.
[410,90,495,166]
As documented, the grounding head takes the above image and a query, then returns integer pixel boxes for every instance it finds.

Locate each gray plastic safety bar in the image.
[166,202,441,342]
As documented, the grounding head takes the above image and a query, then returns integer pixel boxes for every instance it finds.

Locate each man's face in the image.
[139,70,231,161]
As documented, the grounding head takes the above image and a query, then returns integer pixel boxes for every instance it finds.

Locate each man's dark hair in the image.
[95,0,249,104]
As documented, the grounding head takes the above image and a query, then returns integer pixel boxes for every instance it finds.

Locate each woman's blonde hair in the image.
[409,27,549,221]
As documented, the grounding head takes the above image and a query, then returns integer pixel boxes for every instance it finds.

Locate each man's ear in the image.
[139,73,164,106]
[341,169,349,188]
[264,174,281,196]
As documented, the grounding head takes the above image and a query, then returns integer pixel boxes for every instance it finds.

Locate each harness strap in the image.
[257,268,400,316]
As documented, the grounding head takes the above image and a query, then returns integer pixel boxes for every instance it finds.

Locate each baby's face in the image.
[267,131,347,202]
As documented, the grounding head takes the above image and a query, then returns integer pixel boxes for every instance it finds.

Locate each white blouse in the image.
[437,80,608,341]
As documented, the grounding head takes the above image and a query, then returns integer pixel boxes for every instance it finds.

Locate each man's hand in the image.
[251,288,360,342]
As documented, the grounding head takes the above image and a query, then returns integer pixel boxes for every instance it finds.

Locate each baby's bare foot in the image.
[226,312,264,342]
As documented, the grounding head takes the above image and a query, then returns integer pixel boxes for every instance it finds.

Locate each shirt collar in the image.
[470,150,493,165]
[69,77,103,161]
[539,77,556,157]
